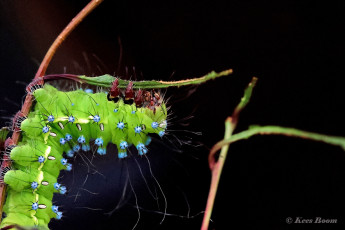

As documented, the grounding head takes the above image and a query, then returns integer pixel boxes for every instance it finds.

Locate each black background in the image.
[1,0,345,229]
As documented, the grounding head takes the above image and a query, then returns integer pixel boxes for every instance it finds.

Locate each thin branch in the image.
[210,125,345,156]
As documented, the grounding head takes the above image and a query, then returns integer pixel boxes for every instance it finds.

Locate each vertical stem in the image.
[201,117,232,230]
[201,77,257,230]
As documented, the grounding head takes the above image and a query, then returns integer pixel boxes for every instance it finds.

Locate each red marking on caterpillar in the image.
[134,89,143,107]
[109,78,120,98]
[125,81,135,101]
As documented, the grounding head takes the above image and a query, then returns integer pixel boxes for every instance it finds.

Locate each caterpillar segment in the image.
[0,83,168,229]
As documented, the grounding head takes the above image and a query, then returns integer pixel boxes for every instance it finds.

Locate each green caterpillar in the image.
[0,83,167,229]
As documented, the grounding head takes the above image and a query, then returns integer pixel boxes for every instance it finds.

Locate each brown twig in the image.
[201,77,258,230]
[0,0,103,222]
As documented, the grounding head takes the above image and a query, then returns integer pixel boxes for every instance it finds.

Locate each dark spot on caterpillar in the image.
[112,97,120,103]
[58,122,64,130]
[76,123,82,131]
[107,93,120,103]
[124,98,134,105]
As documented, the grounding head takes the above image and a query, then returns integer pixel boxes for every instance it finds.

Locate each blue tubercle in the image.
[158,131,165,137]
[66,163,72,171]
[119,141,128,150]
[113,109,118,112]
[84,89,93,94]
[131,111,136,114]
[42,126,49,133]
[59,186,67,194]
[47,115,55,122]
[151,122,159,129]
[117,122,125,130]
[66,149,74,158]
[54,183,61,190]
[145,136,152,146]
[68,116,75,123]
[78,135,85,143]
[61,158,67,166]
[65,134,72,141]
[97,147,106,155]
[31,181,38,189]
[82,144,90,151]
[38,156,45,163]
[95,138,103,146]
[59,138,66,145]
[73,145,80,152]
[52,205,59,213]
[32,202,38,211]
[81,145,91,152]
[56,211,63,220]
[93,115,101,123]
[134,126,142,134]
[118,152,128,159]
[136,143,148,155]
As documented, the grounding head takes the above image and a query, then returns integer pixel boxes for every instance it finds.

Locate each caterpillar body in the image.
[0,83,168,229]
